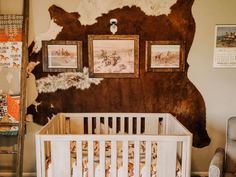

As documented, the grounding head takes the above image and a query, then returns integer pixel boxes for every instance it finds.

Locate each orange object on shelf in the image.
[6,95,20,121]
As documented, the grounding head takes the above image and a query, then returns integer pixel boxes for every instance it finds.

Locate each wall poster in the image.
[0,15,22,95]
[213,24,236,68]
[0,15,23,68]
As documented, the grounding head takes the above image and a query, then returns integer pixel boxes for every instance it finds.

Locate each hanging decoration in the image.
[36,67,103,93]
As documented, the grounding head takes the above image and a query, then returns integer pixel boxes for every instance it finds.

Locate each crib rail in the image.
[38,113,190,136]
[36,113,192,177]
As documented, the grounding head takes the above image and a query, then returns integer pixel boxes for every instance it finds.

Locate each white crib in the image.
[35,113,192,177]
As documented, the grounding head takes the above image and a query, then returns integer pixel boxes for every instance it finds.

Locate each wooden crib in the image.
[35,113,192,177]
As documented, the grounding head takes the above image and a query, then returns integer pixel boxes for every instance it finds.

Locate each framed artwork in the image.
[145,41,185,72]
[213,24,236,68]
[88,35,139,78]
[42,40,83,72]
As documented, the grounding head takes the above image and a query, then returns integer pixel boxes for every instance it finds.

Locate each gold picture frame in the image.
[145,41,185,72]
[88,35,139,78]
[42,40,83,72]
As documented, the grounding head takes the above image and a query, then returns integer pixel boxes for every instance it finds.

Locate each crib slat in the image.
[112,117,116,134]
[76,141,83,177]
[155,118,159,134]
[55,118,59,134]
[51,141,70,177]
[137,117,141,134]
[123,141,129,177]
[168,142,177,177]
[145,141,152,177]
[52,124,55,134]
[128,118,133,134]
[145,117,151,134]
[96,117,100,134]
[134,141,140,177]
[111,141,117,177]
[120,117,125,134]
[99,141,105,177]
[45,141,50,166]
[104,117,109,134]
[35,137,42,177]
[41,140,46,177]
[157,141,177,177]
[181,140,190,177]
[88,141,94,177]
[157,142,164,177]
[88,117,92,134]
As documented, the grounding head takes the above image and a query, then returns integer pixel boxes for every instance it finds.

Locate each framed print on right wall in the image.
[145,41,185,72]
[213,24,236,68]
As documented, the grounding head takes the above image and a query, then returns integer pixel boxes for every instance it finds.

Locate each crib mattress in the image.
[47,141,182,177]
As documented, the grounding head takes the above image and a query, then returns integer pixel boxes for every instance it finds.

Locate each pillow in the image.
[209,165,220,177]
[0,68,20,95]
[209,148,224,177]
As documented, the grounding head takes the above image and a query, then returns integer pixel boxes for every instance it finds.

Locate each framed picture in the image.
[88,35,139,78]
[145,41,185,72]
[213,24,236,68]
[42,40,83,72]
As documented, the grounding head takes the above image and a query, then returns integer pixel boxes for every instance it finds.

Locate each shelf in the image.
[0,122,19,126]
[0,122,19,136]
[0,150,18,154]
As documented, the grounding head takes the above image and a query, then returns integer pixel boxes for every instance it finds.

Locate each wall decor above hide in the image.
[27,0,211,148]
[213,24,236,68]
[42,40,83,72]
[88,35,139,78]
[145,41,185,72]
[0,15,22,96]
[36,67,103,93]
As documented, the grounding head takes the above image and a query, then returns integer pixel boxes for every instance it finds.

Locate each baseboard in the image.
[0,171,206,177]
[0,172,36,177]
[191,171,208,176]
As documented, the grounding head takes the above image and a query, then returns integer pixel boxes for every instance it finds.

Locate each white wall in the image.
[1,0,236,174]
[189,0,236,173]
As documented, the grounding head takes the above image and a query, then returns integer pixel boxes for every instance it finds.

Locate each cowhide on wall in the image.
[28,0,211,148]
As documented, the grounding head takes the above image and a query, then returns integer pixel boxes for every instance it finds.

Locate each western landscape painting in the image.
[88,35,139,78]
[151,44,180,68]
[48,44,77,68]
[216,25,236,48]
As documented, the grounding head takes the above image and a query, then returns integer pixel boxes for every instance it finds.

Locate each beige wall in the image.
[189,0,236,173]
[1,0,236,174]
[0,0,23,14]
[29,0,78,44]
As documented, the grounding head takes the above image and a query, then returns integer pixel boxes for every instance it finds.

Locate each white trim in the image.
[191,171,208,176]
[0,171,208,177]
[0,172,36,177]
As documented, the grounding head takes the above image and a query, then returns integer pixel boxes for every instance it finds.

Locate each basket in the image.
[0,94,19,136]
[0,130,18,136]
